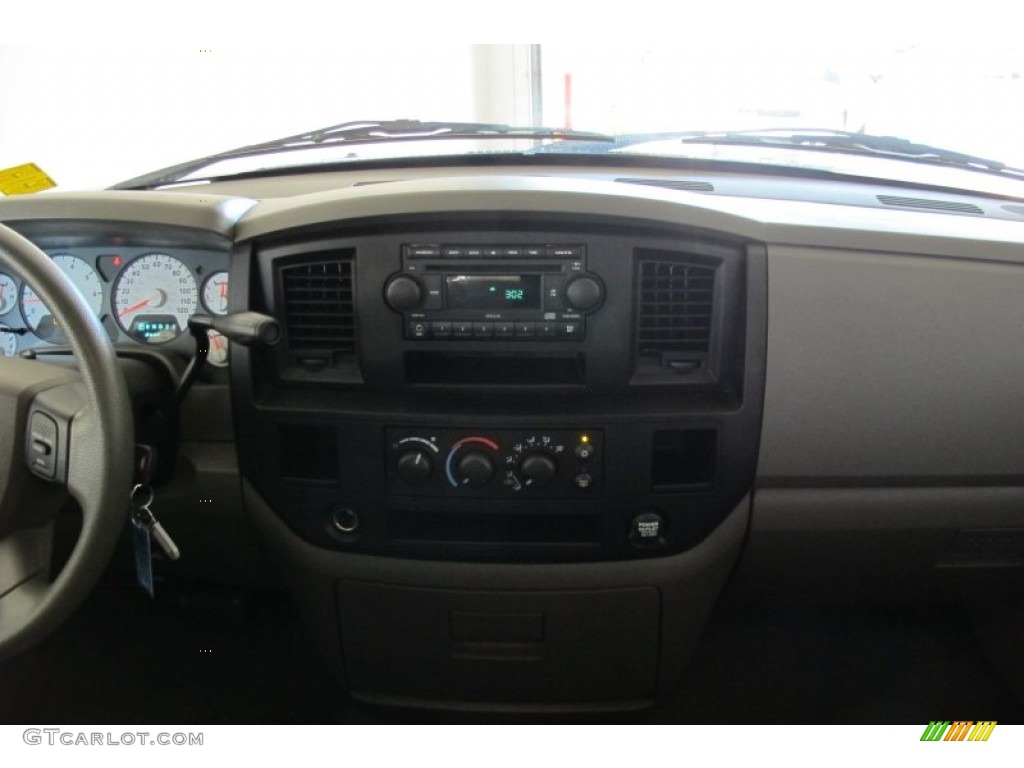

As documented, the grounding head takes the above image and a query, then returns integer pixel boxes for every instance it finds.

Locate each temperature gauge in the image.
[201,272,229,316]
[0,274,16,315]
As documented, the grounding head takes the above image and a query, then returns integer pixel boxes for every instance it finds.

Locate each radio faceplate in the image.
[385,244,604,341]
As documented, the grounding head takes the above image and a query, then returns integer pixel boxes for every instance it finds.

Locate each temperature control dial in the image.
[444,436,500,488]
[456,451,495,487]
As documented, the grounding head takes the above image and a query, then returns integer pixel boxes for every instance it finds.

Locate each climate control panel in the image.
[386,428,602,498]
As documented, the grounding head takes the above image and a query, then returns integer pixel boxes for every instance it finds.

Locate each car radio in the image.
[383,244,604,341]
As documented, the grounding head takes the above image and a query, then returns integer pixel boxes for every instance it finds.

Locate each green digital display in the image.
[446,275,540,310]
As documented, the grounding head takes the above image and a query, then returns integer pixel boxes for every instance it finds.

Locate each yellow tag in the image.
[0,163,57,196]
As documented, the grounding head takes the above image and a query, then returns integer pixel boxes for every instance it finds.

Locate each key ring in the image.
[130,483,154,510]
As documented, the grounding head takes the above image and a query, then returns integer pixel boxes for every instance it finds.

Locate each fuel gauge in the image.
[206,330,229,367]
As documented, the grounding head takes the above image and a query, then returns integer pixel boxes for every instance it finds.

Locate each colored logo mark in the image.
[920,721,996,742]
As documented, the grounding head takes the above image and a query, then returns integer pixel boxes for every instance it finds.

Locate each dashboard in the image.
[1,164,1023,712]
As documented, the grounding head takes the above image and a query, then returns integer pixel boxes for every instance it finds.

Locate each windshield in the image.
[2,44,1022,193]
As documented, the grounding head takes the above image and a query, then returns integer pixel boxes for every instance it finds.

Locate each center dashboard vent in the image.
[635,252,717,376]
[279,257,356,354]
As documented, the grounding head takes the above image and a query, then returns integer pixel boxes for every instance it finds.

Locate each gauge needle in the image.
[119,298,151,317]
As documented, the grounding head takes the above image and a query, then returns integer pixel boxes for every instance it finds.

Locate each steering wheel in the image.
[0,223,133,660]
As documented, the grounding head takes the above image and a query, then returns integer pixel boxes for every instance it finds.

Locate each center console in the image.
[230,210,767,709]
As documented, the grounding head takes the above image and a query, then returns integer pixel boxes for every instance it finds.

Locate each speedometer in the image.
[114,253,198,344]
[20,255,104,343]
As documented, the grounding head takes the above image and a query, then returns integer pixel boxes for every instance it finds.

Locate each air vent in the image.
[617,178,715,193]
[636,256,716,363]
[877,195,984,215]
[280,257,356,353]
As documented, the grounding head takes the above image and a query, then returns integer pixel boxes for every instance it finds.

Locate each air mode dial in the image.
[519,452,557,487]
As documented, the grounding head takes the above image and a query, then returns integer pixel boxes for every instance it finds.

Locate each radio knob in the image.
[520,452,557,487]
[384,274,424,312]
[563,275,604,312]
[456,450,495,487]
[396,450,433,485]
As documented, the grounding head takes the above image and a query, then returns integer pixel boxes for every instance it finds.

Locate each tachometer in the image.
[20,255,104,343]
[114,253,198,344]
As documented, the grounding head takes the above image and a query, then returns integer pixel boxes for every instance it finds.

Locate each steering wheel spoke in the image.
[0,224,133,659]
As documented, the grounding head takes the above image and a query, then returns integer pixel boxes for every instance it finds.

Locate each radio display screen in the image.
[445,275,542,310]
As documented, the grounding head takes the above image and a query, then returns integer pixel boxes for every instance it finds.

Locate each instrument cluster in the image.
[0,246,231,365]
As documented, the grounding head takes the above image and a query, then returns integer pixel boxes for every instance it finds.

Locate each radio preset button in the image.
[453,321,474,338]
[473,321,494,337]
[495,322,514,337]
[431,321,452,338]
[537,322,557,338]
[515,322,536,338]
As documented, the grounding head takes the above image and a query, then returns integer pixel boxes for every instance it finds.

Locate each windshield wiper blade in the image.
[672,128,1023,177]
[112,120,615,190]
